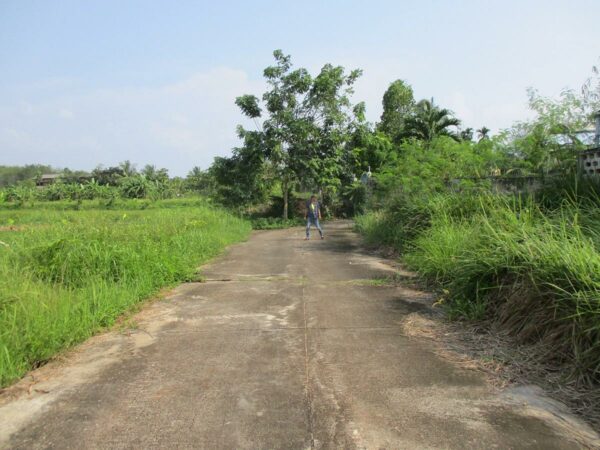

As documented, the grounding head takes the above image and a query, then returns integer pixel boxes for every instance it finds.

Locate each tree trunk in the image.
[282,180,289,220]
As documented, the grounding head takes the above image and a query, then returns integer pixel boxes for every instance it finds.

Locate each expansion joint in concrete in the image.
[301,259,315,449]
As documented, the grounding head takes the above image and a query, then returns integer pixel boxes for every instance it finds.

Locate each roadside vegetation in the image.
[356,186,600,384]
[0,199,250,386]
[2,50,600,399]
[353,65,600,389]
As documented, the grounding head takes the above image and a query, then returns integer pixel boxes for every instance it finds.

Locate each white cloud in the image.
[0,68,264,176]
[58,108,74,119]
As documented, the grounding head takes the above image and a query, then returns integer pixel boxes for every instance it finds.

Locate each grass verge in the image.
[0,199,251,387]
[356,193,600,385]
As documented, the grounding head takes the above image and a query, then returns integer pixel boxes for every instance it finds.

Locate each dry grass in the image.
[399,309,600,431]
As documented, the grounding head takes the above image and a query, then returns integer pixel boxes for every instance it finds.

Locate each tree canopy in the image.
[378,79,415,142]
[224,49,364,218]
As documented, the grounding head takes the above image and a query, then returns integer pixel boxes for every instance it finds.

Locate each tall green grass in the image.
[357,193,600,385]
[0,199,251,386]
[354,195,431,252]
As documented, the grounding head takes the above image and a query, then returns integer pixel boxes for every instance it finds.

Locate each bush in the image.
[408,197,600,384]
[355,194,431,252]
[340,181,368,216]
[120,176,154,199]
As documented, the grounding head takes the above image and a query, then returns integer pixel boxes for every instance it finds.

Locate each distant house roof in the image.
[37,173,61,186]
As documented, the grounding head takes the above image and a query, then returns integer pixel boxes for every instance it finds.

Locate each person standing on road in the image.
[305,194,324,240]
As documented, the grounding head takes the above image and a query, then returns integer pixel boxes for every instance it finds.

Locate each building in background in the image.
[578,111,600,177]
[36,173,61,187]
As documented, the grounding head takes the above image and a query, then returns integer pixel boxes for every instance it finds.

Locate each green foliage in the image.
[378,79,415,142]
[500,65,600,175]
[141,164,169,183]
[477,126,490,141]
[0,199,251,386]
[403,98,461,142]
[357,189,600,385]
[349,130,395,176]
[118,160,137,177]
[355,64,600,384]
[460,127,474,141]
[373,137,500,198]
[404,195,600,383]
[235,94,262,118]
[185,166,216,195]
[120,175,154,199]
[5,185,36,207]
[226,49,364,218]
[340,181,368,216]
[91,166,126,186]
[0,165,54,187]
[250,217,304,230]
[355,194,431,251]
[210,141,272,210]
[0,164,190,206]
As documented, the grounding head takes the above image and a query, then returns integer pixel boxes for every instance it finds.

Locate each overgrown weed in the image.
[356,189,600,385]
[0,200,250,386]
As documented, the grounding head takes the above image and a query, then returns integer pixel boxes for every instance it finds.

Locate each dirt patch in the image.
[366,243,600,435]
[398,309,600,436]
[0,288,180,446]
[347,249,599,438]
[0,224,52,232]
[0,225,25,232]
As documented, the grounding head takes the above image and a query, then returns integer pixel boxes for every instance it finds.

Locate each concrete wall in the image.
[579,149,600,177]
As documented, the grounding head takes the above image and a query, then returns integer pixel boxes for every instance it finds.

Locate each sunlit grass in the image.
[356,193,600,385]
[0,199,251,386]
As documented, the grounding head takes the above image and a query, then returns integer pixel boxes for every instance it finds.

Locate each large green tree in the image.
[233,50,363,218]
[209,127,272,209]
[377,79,415,142]
[186,166,216,195]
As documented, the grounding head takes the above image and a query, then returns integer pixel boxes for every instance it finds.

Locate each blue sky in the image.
[1,0,599,176]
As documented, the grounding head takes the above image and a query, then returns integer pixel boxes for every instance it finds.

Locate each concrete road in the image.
[1,222,598,449]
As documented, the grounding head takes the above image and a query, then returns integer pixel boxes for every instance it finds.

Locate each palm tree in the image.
[476,126,491,141]
[460,127,474,141]
[119,160,137,177]
[188,166,203,178]
[403,98,460,142]
[141,164,157,180]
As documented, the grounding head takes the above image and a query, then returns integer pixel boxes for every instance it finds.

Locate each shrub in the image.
[404,197,600,384]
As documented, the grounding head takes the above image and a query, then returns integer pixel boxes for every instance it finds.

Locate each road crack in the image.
[301,262,316,449]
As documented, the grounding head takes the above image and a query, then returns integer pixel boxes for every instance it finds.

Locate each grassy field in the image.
[0,198,251,387]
